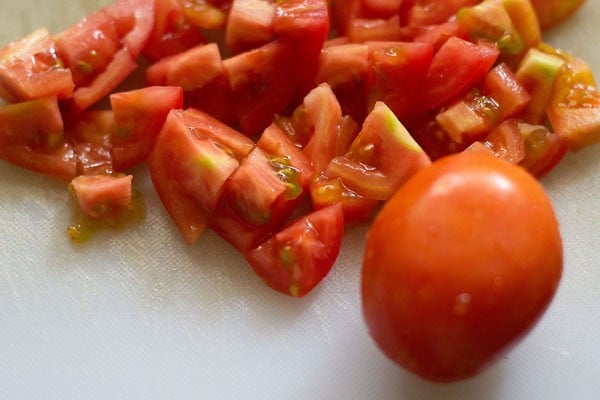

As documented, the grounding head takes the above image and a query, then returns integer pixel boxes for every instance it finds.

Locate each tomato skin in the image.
[362,152,562,382]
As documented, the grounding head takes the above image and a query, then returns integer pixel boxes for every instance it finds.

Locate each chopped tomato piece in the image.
[347,16,405,43]
[55,9,121,88]
[518,122,569,177]
[69,48,138,113]
[245,204,344,297]
[178,0,229,30]
[365,41,434,123]
[70,174,133,219]
[0,97,77,180]
[141,0,205,61]
[146,43,234,124]
[105,0,156,57]
[211,123,313,252]
[224,0,276,53]
[110,86,184,171]
[481,118,526,164]
[310,172,379,224]
[424,37,500,110]
[327,101,431,200]
[0,28,74,103]
[223,40,297,136]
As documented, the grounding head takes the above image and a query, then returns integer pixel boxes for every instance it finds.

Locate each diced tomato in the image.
[55,9,121,88]
[274,0,330,99]
[141,0,205,61]
[315,43,370,122]
[547,54,600,150]
[518,122,569,178]
[480,118,526,164]
[110,86,184,171]
[64,110,115,176]
[211,123,313,252]
[148,108,254,244]
[327,101,431,201]
[412,20,470,51]
[69,174,133,219]
[423,37,500,110]
[364,41,434,124]
[302,83,344,172]
[224,0,276,54]
[146,43,234,124]
[69,48,138,113]
[0,97,76,180]
[244,204,344,297]
[347,16,406,43]
[329,0,361,35]
[0,28,74,103]
[310,172,379,224]
[178,0,229,30]
[435,91,499,145]
[403,0,480,27]
[361,0,404,19]
[223,40,297,136]
[105,0,157,57]
[482,63,531,122]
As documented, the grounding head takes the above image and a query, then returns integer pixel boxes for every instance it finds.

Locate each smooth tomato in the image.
[362,152,563,382]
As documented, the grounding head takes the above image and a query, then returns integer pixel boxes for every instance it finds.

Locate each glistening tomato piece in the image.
[0,97,77,180]
[110,86,184,171]
[423,37,500,110]
[69,174,133,220]
[0,28,74,103]
[141,0,205,61]
[245,204,344,297]
[362,152,563,382]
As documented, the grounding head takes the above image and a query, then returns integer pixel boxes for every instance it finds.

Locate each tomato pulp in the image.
[362,152,563,382]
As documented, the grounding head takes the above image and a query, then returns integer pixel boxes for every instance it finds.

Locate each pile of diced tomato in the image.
[0,0,596,297]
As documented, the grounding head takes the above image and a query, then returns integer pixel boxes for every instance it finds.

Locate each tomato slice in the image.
[0,28,74,103]
[347,16,406,44]
[141,0,205,61]
[178,0,229,30]
[518,122,569,178]
[424,37,500,110]
[244,204,344,297]
[480,118,526,164]
[404,0,481,27]
[0,97,77,180]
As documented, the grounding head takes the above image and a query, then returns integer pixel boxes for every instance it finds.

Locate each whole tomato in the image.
[361,152,563,382]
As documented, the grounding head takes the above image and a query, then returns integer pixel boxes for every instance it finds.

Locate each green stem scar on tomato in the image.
[362,152,563,382]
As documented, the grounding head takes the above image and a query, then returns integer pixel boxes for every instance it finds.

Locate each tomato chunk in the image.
[245,204,344,297]
[0,28,74,103]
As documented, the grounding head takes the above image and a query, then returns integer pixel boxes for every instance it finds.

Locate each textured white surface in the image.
[1,1,600,399]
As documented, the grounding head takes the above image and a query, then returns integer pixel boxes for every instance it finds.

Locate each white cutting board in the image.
[1,1,599,399]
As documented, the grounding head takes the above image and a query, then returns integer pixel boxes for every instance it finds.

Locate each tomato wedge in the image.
[245,204,344,297]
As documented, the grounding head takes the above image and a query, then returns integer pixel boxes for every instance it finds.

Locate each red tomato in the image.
[0,28,74,103]
[245,204,344,297]
[109,86,184,171]
[0,97,77,180]
[141,0,205,61]
[362,152,563,382]
[70,174,133,219]
[424,37,499,110]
